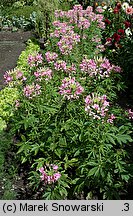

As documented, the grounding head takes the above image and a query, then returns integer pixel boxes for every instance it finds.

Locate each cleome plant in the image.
[1,4,133,199]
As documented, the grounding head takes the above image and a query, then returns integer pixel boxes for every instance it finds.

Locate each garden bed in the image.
[0,0,133,200]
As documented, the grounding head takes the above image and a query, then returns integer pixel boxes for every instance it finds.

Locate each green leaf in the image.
[106,133,116,145]
[72,178,80,185]
[121,174,130,182]
[116,134,132,144]
[88,167,99,177]
[74,150,80,157]
[55,148,62,158]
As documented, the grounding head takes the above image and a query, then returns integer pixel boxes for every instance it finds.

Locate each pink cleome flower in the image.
[4,72,13,84]
[127,109,133,120]
[45,51,58,63]
[80,57,116,78]
[54,60,67,71]
[23,83,41,99]
[85,93,110,120]
[28,53,43,67]
[59,77,84,100]
[34,67,52,81]
[39,164,61,185]
[107,114,116,123]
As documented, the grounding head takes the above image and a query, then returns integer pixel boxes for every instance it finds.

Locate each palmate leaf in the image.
[106,133,116,145]
[116,134,132,145]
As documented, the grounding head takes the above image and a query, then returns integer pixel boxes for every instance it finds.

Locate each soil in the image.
[0,31,33,89]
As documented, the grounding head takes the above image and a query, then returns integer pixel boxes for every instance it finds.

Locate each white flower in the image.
[125,27,132,37]
[108,7,113,13]
[122,2,129,11]
[102,5,107,11]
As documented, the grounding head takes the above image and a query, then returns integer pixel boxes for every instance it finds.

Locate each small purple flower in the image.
[127,109,133,120]
[16,71,23,79]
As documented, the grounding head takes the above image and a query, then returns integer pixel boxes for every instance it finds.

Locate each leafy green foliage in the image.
[1,3,133,200]
[0,87,19,123]
[17,39,40,69]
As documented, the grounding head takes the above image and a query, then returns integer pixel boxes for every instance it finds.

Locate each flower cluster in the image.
[127,109,133,120]
[39,164,61,185]
[57,33,80,55]
[85,93,110,120]
[54,60,67,71]
[51,22,74,37]
[55,5,105,29]
[4,69,26,85]
[45,51,58,63]
[80,56,121,78]
[121,2,133,15]
[59,77,84,100]
[107,114,116,124]
[28,53,43,67]
[51,21,80,55]
[23,83,41,99]
[54,60,76,74]
[103,1,133,47]
[4,71,13,84]
[34,67,52,81]
[77,17,91,29]
[51,5,106,55]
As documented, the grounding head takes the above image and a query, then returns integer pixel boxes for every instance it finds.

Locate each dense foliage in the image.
[1,3,133,200]
[0,1,133,199]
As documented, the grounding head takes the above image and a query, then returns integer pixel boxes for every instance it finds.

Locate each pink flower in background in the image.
[57,32,80,55]
[101,58,111,71]
[80,58,97,76]
[66,64,76,74]
[73,4,83,11]
[53,173,61,181]
[15,100,20,109]
[39,167,45,173]
[77,17,90,29]
[112,65,121,73]
[53,165,58,171]
[96,6,104,13]
[126,7,133,15]
[127,109,133,119]
[92,35,101,43]
[107,114,116,123]
[96,44,105,52]
[35,53,43,63]
[80,57,118,78]
[22,76,27,81]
